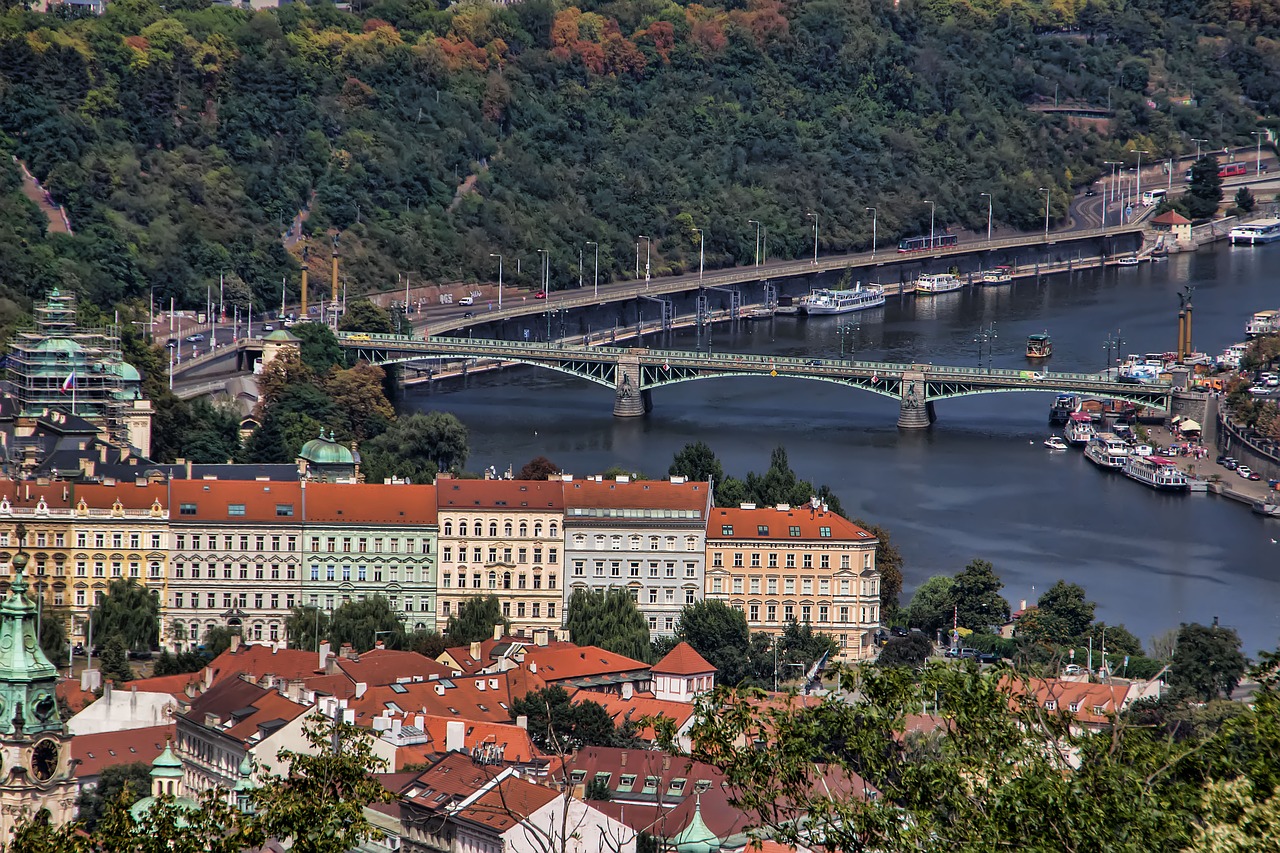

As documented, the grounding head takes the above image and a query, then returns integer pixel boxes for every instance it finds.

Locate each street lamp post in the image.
[638,235,651,287]
[979,193,992,243]
[1039,187,1051,240]
[1133,149,1149,206]
[1104,160,1121,207]
[865,207,877,257]
[1252,131,1264,175]
[489,253,503,309]
[536,248,548,300]
[748,220,761,267]
[806,213,818,265]
[586,241,598,299]
[838,321,859,359]
[1192,138,1207,162]
[924,200,936,249]
[693,228,704,281]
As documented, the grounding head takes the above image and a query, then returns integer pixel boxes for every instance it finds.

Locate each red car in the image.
[534,290,547,299]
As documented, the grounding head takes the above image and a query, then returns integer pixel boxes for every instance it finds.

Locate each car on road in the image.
[1247,470,1262,481]
[165,339,178,349]
[1237,465,1254,478]
[1224,458,1239,470]
[535,290,547,299]
[804,359,822,366]
[1084,186,1097,196]
[263,324,274,332]
[976,652,1001,664]
[459,296,474,306]
[185,333,204,342]
[1063,664,1082,676]
[462,311,474,319]
[891,626,909,638]
[1216,455,1228,465]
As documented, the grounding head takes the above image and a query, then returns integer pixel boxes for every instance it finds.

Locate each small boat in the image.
[981,266,1013,285]
[1049,394,1077,425]
[1026,333,1053,359]
[800,284,886,315]
[1117,255,1140,267]
[1230,218,1280,245]
[1044,436,1068,450]
[745,306,774,320]
[915,273,962,295]
[1122,454,1189,491]
[1063,412,1096,447]
[1083,432,1128,470]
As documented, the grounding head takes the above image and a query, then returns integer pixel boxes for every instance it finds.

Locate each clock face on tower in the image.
[31,738,59,782]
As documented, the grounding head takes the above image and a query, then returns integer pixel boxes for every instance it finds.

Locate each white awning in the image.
[1180,419,1201,432]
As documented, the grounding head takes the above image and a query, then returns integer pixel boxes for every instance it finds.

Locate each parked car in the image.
[891,626,909,638]
[976,652,1001,664]
[960,648,980,659]
[1063,663,1082,676]
[1247,471,1262,481]
[944,647,963,659]
[165,339,178,349]
[462,311,474,319]
[1238,465,1254,479]
[1224,459,1239,470]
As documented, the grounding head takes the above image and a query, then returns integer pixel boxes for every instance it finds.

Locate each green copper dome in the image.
[109,361,142,382]
[130,744,201,824]
[31,338,83,355]
[672,797,719,853]
[0,534,62,737]
[263,329,301,343]
[152,744,184,777]
[299,430,354,466]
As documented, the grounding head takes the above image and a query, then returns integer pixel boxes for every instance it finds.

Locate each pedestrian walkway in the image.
[11,156,72,235]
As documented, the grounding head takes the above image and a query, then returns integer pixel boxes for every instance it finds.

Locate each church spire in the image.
[0,522,62,736]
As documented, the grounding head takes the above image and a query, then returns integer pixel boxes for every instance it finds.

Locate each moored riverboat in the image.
[1084,432,1129,470]
[914,274,962,295]
[1064,412,1096,446]
[1026,333,1053,359]
[1123,454,1189,491]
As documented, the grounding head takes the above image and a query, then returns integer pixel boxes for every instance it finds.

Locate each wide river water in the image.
[407,244,1280,655]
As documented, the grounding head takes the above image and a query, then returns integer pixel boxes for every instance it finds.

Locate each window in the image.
[818,605,829,623]
[227,504,246,517]
[733,553,743,568]
[732,578,743,594]
[819,527,832,538]
[757,525,769,536]
[180,503,197,515]
[789,526,800,537]
[749,578,760,594]
[712,578,722,593]
[767,604,777,622]
[685,589,695,604]
[749,604,759,621]
[721,525,734,536]
[276,504,294,517]
[750,552,761,568]
[711,553,723,568]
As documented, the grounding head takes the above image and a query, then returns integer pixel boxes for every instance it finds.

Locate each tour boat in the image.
[914,274,962,295]
[1117,255,1140,267]
[774,295,799,315]
[1245,310,1280,338]
[1049,394,1077,424]
[1229,219,1280,245]
[800,285,886,315]
[1025,333,1053,359]
[1063,412,1096,447]
[1044,436,1068,450]
[1122,454,1189,492]
[981,266,1013,285]
[1083,433,1129,470]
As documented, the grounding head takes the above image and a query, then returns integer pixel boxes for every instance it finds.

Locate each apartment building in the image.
[0,480,168,645]
[704,503,881,660]
[563,476,712,636]
[167,480,304,650]
[435,478,563,635]
[300,483,438,631]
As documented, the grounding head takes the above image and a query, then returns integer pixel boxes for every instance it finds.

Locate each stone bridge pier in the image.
[613,353,652,417]
[897,371,936,429]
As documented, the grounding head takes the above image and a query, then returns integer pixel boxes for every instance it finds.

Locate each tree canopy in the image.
[564,588,652,663]
[89,579,159,652]
[444,595,510,645]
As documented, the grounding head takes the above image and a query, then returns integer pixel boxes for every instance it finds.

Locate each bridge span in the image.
[337,333,1172,428]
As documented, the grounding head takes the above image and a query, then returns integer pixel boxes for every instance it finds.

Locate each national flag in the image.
[60,371,76,393]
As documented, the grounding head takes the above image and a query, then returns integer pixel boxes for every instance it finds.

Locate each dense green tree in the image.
[445,595,510,645]
[668,441,725,484]
[776,617,838,674]
[508,686,619,752]
[905,576,955,637]
[851,518,904,617]
[363,412,467,482]
[950,559,1010,634]
[292,322,343,373]
[338,300,394,334]
[75,762,152,829]
[1170,622,1247,701]
[323,362,394,442]
[876,633,934,669]
[328,596,405,652]
[673,599,755,686]
[1032,580,1096,641]
[565,589,651,662]
[39,605,69,668]
[1186,155,1225,220]
[99,635,133,684]
[406,628,447,660]
[285,605,331,653]
[1234,186,1256,214]
[89,579,159,652]
[516,455,561,480]
[201,625,240,658]
[152,648,209,676]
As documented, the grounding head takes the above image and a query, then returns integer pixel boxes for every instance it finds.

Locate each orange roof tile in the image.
[72,723,175,779]
[205,644,323,686]
[169,480,304,523]
[573,691,695,742]
[437,480,565,511]
[562,479,710,512]
[57,678,97,714]
[652,642,715,676]
[1003,676,1130,726]
[125,672,202,701]
[301,483,437,524]
[524,646,649,683]
[334,649,455,686]
[182,678,310,746]
[402,751,503,809]
[71,481,170,510]
[347,669,539,725]
[707,506,876,543]
[455,775,559,833]
[1152,210,1191,225]
[385,714,541,768]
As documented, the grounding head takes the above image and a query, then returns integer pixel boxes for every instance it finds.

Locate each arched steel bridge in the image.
[337,333,1172,428]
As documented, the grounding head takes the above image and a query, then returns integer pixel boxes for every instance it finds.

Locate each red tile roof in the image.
[525,646,650,683]
[205,644,323,686]
[71,482,170,510]
[437,480,565,511]
[333,649,455,686]
[182,678,310,745]
[125,672,203,700]
[573,691,695,742]
[57,678,97,714]
[347,668,543,725]
[438,637,573,675]
[401,751,502,809]
[169,480,304,523]
[652,642,715,676]
[562,479,710,511]
[707,506,876,543]
[72,723,175,779]
[455,775,559,833]
[1006,677,1130,726]
[383,714,542,768]
[1152,210,1191,225]
[300,483,437,524]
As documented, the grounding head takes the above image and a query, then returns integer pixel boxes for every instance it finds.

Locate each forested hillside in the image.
[0,0,1277,317]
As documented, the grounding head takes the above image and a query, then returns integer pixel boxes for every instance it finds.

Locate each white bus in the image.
[1141,188,1168,207]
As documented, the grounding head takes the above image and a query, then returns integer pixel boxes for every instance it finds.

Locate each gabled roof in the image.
[347,668,543,725]
[126,672,202,701]
[524,646,650,684]
[562,479,710,512]
[652,642,715,676]
[205,644,323,686]
[454,775,559,834]
[382,713,542,768]
[72,723,175,780]
[181,678,310,746]
[301,483,437,524]
[707,506,876,544]
[400,751,503,810]
[437,479,565,511]
[333,649,456,686]
[400,752,559,833]
[1152,210,1191,225]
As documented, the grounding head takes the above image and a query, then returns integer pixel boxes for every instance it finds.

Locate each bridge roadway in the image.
[423,223,1146,336]
[338,333,1173,428]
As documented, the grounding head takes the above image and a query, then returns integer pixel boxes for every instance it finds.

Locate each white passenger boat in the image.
[1063,412,1095,447]
[1117,255,1140,267]
[1230,218,1280,245]
[800,285,886,315]
[981,266,1013,285]
[1122,454,1189,492]
[915,273,962,295]
[1044,436,1068,450]
[1246,310,1280,338]
[1083,432,1129,470]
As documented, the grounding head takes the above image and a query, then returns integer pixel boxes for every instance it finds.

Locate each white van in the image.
[459,296,474,306]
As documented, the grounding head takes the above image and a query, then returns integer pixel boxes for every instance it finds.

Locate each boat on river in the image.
[1064,412,1096,447]
[1230,218,1280,245]
[981,266,1013,285]
[1252,500,1280,517]
[915,273,962,295]
[1044,436,1068,450]
[1117,255,1140,267]
[1026,333,1053,359]
[1084,432,1129,470]
[744,306,775,320]
[800,285,886,315]
[1123,454,1189,492]
[1246,310,1280,338]
[1049,394,1077,424]
[774,295,799,315]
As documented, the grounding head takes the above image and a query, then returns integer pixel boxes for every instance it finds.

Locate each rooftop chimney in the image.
[445,720,465,753]
[493,623,503,642]
[740,502,756,510]
[620,750,628,767]
[469,641,482,661]
[516,715,528,731]
[318,641,332,673]
[622,682,634,700]
[230,634,241,654]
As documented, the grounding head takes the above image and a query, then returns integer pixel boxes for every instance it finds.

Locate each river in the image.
[406,243,1280,656]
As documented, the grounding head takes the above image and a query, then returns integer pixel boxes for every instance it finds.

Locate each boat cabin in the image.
[1026,333,1053,359]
